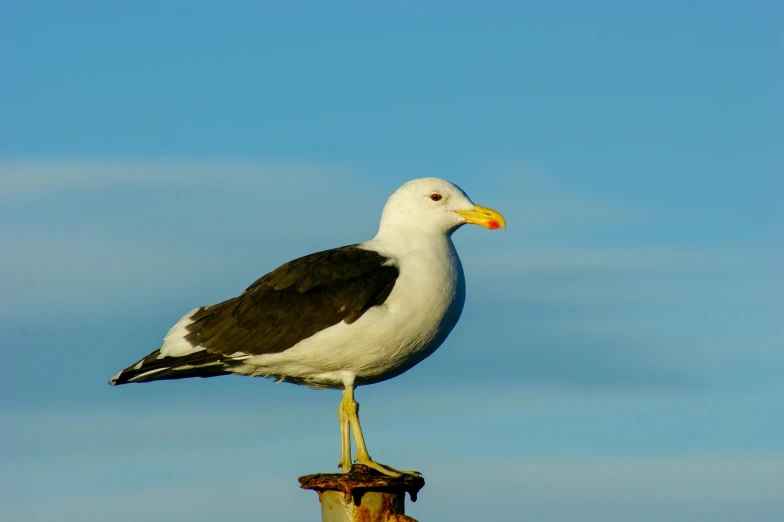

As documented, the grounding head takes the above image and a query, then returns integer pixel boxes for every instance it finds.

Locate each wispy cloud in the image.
[4,451,781,522]
[3,397,782,522]
[0,159,381,319]
[1,159,780,397]
[425,454,784,522]
[0,158,353,200]
[467,246,709,271]
[482,164,639,228]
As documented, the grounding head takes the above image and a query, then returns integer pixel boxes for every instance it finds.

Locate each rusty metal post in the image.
[299,465,425,522]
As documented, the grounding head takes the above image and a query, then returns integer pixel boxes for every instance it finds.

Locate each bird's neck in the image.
[364,226,455,258]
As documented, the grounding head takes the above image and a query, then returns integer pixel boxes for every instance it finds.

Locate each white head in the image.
[377,178,506,237]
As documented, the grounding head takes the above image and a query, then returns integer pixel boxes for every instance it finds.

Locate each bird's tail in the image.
[109,349,232,386]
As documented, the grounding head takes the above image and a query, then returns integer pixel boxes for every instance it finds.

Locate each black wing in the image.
[110,245,399,385]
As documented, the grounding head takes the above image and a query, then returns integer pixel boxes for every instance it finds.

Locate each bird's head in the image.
[378,178,506,236]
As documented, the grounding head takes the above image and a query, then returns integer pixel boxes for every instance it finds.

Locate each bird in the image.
[109,177,505,477]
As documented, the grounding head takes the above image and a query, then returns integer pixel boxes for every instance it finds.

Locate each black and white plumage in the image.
[110,177,505,476]
[110,246,400,387]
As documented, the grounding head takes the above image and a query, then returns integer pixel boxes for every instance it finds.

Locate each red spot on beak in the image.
[488,220,500,230]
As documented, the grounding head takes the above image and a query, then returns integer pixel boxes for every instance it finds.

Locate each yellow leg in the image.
[342,385,420,478]
[338,392,352,472]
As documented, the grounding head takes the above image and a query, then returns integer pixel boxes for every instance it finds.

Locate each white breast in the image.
[240,234,466,388]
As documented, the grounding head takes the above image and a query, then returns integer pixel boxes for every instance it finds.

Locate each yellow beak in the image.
[455,205,506,230]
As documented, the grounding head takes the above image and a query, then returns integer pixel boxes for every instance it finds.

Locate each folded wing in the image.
[109,245,399,385]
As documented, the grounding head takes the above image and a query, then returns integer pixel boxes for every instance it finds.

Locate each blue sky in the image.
[1,2,782,521]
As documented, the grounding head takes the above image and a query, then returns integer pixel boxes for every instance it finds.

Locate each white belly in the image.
[240,240,466,388]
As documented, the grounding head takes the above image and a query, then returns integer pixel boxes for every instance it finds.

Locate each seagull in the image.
[109,177,505,477]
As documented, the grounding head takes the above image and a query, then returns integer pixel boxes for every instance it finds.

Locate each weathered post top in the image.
[299,465,425,522]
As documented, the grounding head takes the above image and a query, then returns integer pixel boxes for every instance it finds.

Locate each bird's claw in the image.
[353,457,420,478]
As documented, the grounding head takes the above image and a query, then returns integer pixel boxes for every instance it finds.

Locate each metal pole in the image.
[299,465,425,522]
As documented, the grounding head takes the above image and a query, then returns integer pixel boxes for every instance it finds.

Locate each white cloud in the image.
[4,433,781,522]
[422,454,784,522]
[466,246,708,271]
[0,159,380,319]
[1,159,779,393]
[0,158,354,200]
[3,395,783,522]
[478,164,639,227]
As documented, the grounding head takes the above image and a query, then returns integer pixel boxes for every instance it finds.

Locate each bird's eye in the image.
[430,193,443,202]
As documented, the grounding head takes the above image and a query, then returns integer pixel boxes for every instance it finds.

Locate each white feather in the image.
[158,308,207,358]
[129,367,168,381]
